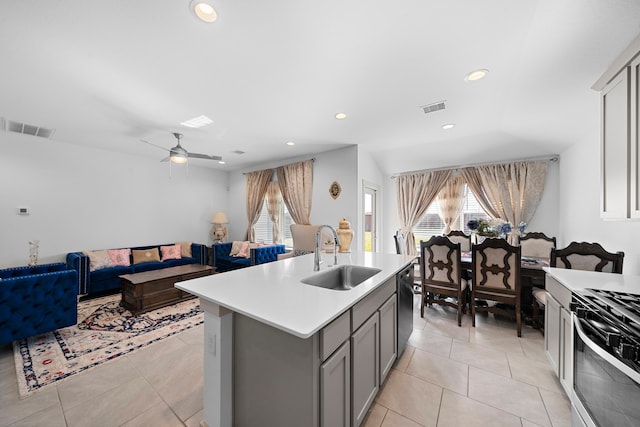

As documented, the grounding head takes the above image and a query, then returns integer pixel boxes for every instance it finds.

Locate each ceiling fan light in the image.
[170,154,188,164]
[170,145,188,164]
[191,0,218,23]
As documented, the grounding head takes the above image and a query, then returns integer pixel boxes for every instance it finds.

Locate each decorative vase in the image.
[28,240,39,266]
[336,218,354,253]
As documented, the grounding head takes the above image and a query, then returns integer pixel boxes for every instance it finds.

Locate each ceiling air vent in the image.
[1,117,55,139]
[420,101,446,114]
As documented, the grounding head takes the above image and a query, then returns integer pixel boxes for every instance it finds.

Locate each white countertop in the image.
[544,267,640,294]
[177,251,415,339]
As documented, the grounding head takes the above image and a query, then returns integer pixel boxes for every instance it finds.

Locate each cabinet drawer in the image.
[320,310,351,361]
[352,278,395,332]
[545,275,572,308]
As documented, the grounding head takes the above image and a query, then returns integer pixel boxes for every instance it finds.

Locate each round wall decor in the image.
[329,181,342,199]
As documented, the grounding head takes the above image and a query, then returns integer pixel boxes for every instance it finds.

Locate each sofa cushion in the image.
[91,265,133,282]
[230,241,248,256]
[162,257,197,268]
[178,242,192,258]
[83,250,112,271]
[132,261,165,273]
[161,245,181,261]
[108,248,131,267]
[132,248,160,264]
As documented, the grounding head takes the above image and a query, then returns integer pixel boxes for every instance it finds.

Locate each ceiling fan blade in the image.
[188,152,223,161]
[141,139,170,152]
[160,156,170,162]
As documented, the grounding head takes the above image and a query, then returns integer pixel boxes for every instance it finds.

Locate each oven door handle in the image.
[573,313,640,384]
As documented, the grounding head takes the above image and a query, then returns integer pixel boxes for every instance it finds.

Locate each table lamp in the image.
[212,212,229,243]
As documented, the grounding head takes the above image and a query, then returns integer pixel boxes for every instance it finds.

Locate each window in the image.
[253,198,294,247]
[412,185,489,247]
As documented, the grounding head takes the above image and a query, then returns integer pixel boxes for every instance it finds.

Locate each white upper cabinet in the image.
[597,35,640,220]
[600,67,631,219]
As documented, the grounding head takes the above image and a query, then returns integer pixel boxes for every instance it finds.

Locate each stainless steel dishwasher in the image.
[396,264,414,355]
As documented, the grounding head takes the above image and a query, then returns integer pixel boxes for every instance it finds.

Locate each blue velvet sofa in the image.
[0,263,78,345]
[67,243,207,296]
[212,242,286,272]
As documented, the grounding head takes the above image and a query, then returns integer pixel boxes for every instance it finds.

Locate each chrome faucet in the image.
[314,225,341,271]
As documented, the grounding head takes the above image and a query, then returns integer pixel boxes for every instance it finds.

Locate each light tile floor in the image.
[363,297,571,427]
[0,296,570,427]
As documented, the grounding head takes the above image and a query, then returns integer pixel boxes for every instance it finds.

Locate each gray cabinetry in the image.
[379,294,397,384]
[321,341,351,427]
[351,312,380,427]
[559,305,573,394]
[544,291,560,375]
[544,274,573,397]
[232,272,404,427]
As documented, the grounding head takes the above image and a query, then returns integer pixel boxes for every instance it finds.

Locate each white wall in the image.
[0,132,227,267]
[226,146,358,243]
[558,103,640,274]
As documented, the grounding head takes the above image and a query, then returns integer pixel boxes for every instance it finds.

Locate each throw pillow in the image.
[132,248,161,264]
[161,244,181,261]
[178,241,192,258]
[83,250,113,271]
[236,242,250,258]
[230,241,249,256]
[107,248,131,267]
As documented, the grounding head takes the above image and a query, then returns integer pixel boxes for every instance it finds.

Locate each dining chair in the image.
[277,224,321,260]
[519,232,556,329]
[532,241,625,330]
[446,230,472,252]
[519,232,556,259]
[394,230,421,293]
[420,236,468,326]
[471,238,522,337]
[446,230,472,282]
[551,241,624,273]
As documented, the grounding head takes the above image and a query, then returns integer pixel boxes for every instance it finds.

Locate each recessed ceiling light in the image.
[190,0,218,23]
[286,141,295,146]
[464,69,489,82]
[442,123,455,130]
[335,112,347,120]
[180,115,213,128]
[218,160,226,165]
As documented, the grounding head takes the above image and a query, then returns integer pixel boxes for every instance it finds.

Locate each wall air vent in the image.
[420,101,446,114]
[232,150,246,155]
[1,117,55,139]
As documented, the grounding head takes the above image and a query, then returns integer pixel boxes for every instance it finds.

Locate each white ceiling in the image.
[1,1,639,174]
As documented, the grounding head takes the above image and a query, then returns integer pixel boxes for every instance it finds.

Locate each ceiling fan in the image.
[141,132,222,164]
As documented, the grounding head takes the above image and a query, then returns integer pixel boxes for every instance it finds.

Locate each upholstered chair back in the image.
[551,241,624,274]
[446,230,471,252]
[472,239,520,292]
[519,232,556,259]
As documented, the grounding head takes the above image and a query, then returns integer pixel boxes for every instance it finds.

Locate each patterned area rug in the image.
[13,294,203,398]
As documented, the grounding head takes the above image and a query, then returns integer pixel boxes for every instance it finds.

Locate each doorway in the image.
[363,184,379,252]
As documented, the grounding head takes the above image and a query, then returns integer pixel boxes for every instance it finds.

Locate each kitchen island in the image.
[177,251,415,427]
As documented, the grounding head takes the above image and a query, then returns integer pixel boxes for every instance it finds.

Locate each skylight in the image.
[180,115,213,128]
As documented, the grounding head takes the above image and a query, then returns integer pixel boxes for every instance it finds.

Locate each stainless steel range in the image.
[570,288,640,426]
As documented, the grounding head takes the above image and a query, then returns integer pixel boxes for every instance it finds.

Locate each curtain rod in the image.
[242,157,315,175]
[390,155,559,179]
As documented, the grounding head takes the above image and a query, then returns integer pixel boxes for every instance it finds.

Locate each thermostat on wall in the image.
[17,207,30,215]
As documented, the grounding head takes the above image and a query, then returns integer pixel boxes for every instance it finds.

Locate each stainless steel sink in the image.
[300,265,381,291]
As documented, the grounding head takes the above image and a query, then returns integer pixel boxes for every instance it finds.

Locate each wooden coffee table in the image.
[120,264,215,314]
